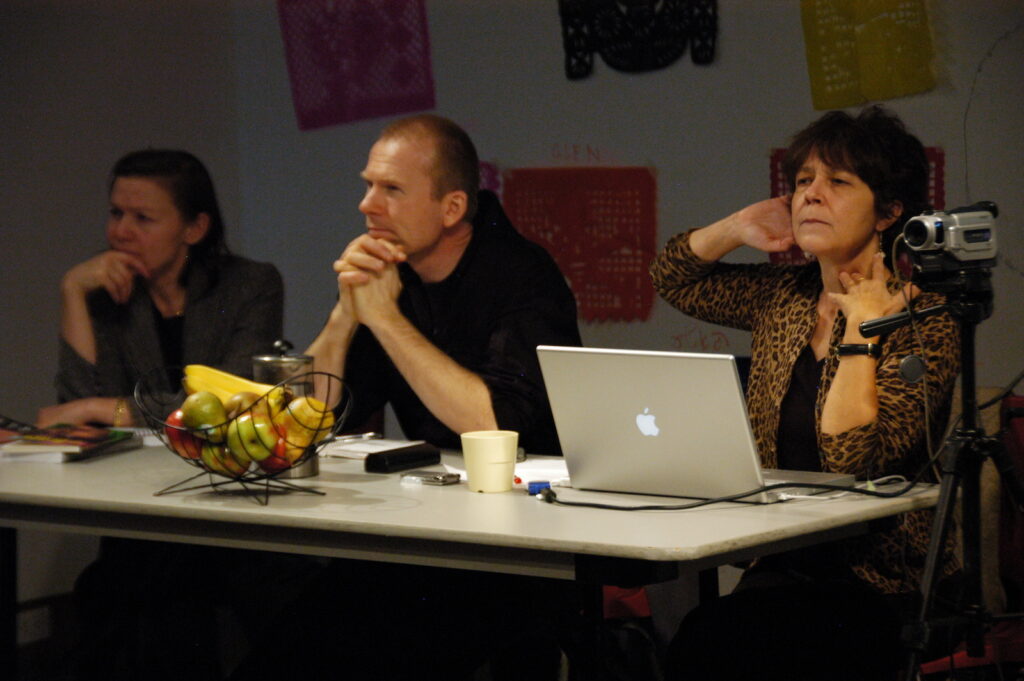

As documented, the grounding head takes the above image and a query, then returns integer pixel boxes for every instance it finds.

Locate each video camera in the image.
[901,202,998,288]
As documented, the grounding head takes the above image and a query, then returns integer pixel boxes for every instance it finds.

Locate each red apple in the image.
[165,409,202,460]
[257,435,292,474]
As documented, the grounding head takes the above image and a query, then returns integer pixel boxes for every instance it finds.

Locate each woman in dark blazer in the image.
[37,149,283,427]
[42,151,297,681]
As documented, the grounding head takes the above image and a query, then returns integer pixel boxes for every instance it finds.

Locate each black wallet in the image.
[363,442,441,473]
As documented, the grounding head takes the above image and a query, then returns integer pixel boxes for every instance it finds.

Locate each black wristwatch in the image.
[837,343,882,359]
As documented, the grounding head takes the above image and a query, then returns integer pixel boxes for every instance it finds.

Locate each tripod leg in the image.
[903,437,964,678]
[961,438,994,658]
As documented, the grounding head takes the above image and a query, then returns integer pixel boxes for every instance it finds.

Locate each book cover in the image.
[0,418,143,462]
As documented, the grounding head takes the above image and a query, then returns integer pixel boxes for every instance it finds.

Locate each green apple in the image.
[226,412,278,464]
[181,391,228,442]
[199,440,228,475]
[221,447,251,476]
[200,440,246,477]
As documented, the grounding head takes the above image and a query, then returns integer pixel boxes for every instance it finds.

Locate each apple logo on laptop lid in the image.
[635,408,660,437]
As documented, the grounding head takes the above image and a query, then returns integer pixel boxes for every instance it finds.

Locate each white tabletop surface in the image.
[0,445,938,580]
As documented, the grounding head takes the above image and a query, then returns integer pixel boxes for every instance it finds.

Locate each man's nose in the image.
[359,187,381,214]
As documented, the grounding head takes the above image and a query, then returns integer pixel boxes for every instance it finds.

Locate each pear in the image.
[181,391,229,443]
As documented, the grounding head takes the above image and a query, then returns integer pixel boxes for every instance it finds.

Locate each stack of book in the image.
[0,414,143,462]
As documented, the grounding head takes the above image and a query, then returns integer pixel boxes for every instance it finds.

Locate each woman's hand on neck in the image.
[817,248,884,295]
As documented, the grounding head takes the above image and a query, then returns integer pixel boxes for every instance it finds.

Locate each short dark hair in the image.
[782,105,929,265]
[379,114,480,222]
[109,149,230,265]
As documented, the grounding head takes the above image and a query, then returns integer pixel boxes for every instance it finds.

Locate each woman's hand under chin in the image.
[63,250,149,305]
[828,252,919,336]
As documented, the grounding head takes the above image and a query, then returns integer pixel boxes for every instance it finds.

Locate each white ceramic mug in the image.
[460,430,518,493]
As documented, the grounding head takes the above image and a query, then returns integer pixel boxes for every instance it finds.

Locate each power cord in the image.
[534,475,916,511]
[776,475,908,501]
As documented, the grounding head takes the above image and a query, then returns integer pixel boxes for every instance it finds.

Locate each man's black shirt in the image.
[342,190,581,454]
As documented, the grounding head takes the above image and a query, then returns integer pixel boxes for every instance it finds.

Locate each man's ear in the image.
[185,213,211,245]
[441,190,468,228]
[877,201,903,232]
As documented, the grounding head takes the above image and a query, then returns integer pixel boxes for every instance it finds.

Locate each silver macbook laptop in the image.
[536,346,854,504]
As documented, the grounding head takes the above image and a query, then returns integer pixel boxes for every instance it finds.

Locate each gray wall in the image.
[232,0,1024,371]
[1,0,242,616]
[2,0,1023,607]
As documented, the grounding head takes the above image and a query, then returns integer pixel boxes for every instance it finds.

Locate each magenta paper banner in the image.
[277,0,436,130]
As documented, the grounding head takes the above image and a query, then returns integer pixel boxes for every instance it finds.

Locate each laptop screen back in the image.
[537,345,770,501]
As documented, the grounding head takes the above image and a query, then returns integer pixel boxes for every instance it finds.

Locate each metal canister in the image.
[252,340,318,478]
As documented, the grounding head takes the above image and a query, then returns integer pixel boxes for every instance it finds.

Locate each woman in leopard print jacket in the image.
[654,106,962,680]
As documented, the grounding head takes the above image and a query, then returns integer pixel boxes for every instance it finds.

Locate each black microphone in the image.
[899,355,927,384]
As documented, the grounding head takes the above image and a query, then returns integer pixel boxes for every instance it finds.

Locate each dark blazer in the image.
[56,255,284,423]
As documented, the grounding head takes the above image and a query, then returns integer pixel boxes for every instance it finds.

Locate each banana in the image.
[182,365,289,413]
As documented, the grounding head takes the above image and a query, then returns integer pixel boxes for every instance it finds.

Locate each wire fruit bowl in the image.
[135,370,348,504]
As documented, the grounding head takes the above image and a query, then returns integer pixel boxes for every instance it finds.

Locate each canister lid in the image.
[253,339,312,367]
[252,354,312,367]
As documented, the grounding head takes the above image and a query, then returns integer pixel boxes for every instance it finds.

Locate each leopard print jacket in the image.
[650,230,962,594]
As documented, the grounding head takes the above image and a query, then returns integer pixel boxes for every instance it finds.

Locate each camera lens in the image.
[904,216,942,250]
[904,219,928,248]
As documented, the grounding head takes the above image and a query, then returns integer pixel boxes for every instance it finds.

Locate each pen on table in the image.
[317,432,382,456]
[325,432,382,444]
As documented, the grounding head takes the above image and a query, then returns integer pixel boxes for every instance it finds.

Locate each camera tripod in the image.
[861,267,1024,679]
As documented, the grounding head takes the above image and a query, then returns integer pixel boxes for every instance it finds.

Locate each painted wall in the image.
[2,0,1022,609]
[231,0,1024,381]
[1,0,241,618]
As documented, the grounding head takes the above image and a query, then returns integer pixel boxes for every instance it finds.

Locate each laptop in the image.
[536,346,854,504]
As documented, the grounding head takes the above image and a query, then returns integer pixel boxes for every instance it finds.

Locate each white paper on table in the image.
[444,456,570,486]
